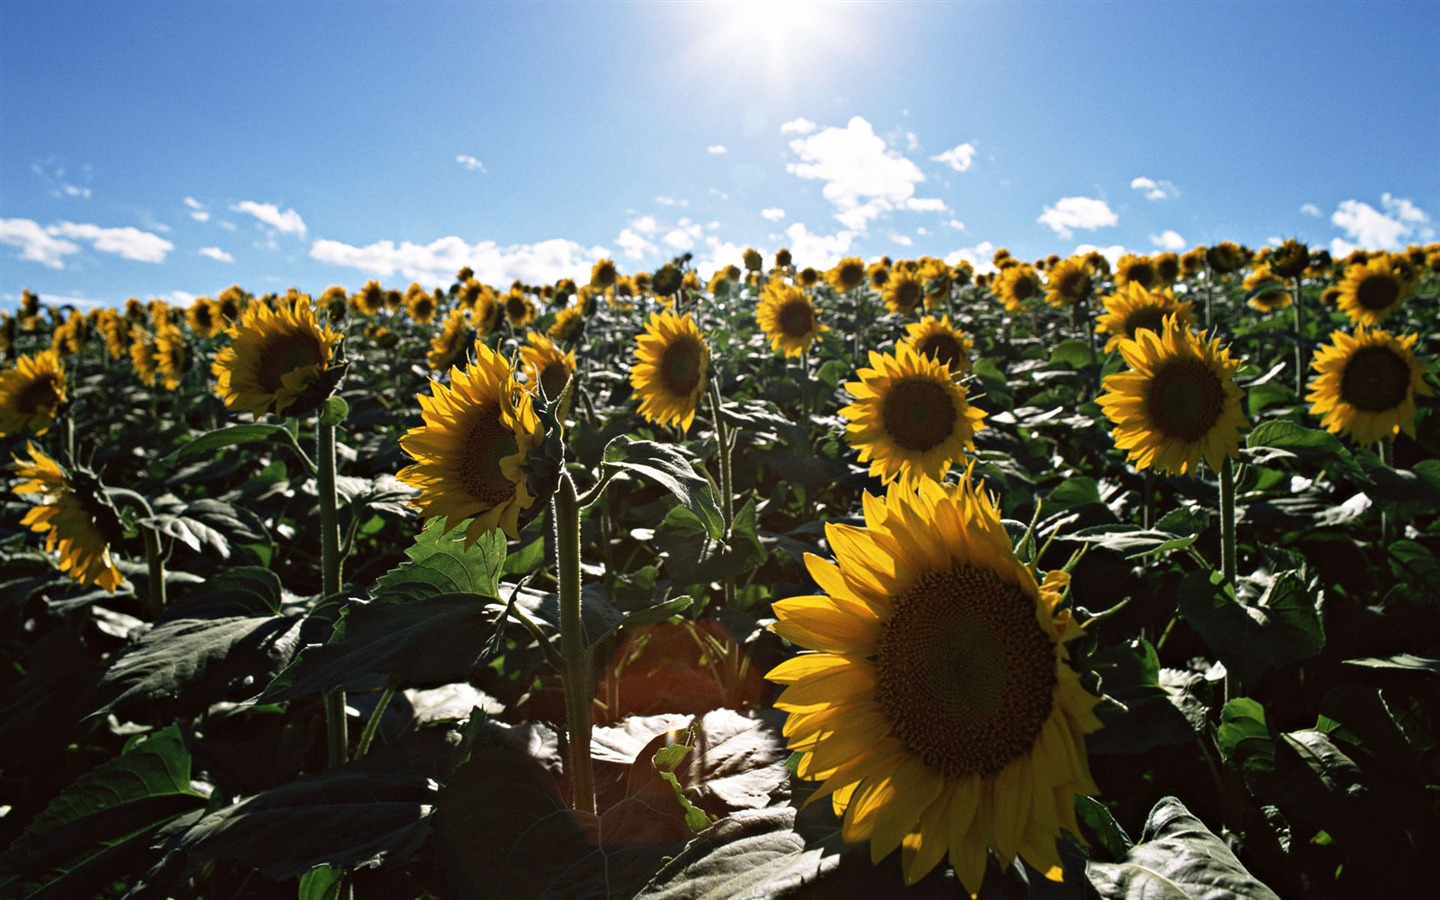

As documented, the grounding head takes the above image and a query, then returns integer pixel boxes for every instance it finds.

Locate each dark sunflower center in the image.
[257,333,324,393]
[506,296,528,319]
[1156,258,1180,282]
[1125,264,1156,288]
[1123,306,1170,341]
[876,565,1057,777]
[541,360,570,401]
[1010,276,1037,301]
[659,338,703,397]
[1340,345,1411,413]
[839,263,865,287]
[1145,357,1226,441]
[892,280,923,310]
[1056,271,1085,300]
[917,333,964,370]
[776,300,815,338]
[413,297,434,318]
[1355,274,1400,311]
[459,404,520,504]
[881,378,957,452]
[17,374,62,415]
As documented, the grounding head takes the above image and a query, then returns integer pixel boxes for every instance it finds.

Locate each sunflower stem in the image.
[1292,275,1306,398]
[554,472,595,815]
[707,378,735,537]
[317,417,348,770]
[106,487,166,618]
[354,685,394,760]
[1379,438,1394,544]
[1219,457,1238,592]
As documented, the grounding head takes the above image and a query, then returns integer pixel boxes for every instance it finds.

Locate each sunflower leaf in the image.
[602,436,725,539]
[163,422,313,470]
[1343,653,1440,674]
[1177,568,1325,688]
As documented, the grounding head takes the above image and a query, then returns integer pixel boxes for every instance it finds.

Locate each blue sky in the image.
[3,1,1437,310]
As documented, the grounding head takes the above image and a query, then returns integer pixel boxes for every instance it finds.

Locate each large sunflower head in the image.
[11,443,125,592]
[154,322,190,391]
[1095,283,1194,353]
[757,282,826,357]
[882,270,926,316]
[1306,328,1432,446]
[1114,254,1157,290]
[0,350,67,437]
[829,257,868,293]
[1044,257,1093,308]
[630,310,710,432]
[901,315,973,375]
[427,308,473,372]
[519,332,577,417]
[840,343,986,486]
[1097,315,1248,476]
[1335,255,1411,327]
[1243,264,1293,313]
[397,342,543,542]
[212,295,343,418]
[767,472,1102,890]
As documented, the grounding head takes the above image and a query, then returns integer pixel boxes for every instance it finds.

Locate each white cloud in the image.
[780,223,853,269]
[661,218,704,251]
[32,292,107,309]
[905,197,948,213]
[629,215,659,235]
[190,211,210,222]
[1130,176,1177,201]
[779,117,817,135]
[944,242,996,274]
[614,227,657,260]
[1073,243,1129,268]
[1,218,81,268]
[890,233,913,247]
[184,196,204,210]
[706,144,727,155]
[310,235,612,286]
[1299,203,1321,217]
[49,221,173,263]
[654,195,688,207]
[1330,193,1433,251]
[785,116,927,233]
[1037,196,1118,239]
[760,207,786,222]
[1149,230,1187,251]
[219,220,237,231]
[231,201,307,238]
[199,246,235,263]
[62,184,91,199]
[945,219,966,230]
[455,154,486,172]
[931,142,976,172]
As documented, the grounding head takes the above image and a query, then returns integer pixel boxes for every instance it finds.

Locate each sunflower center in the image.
[506,295,528,319]
[891,280,923,310]
[257,333,324,393]
[876,565,1057,777]
[1010,276,1036,301]
[459,404,520,504]
[1355,274,1400,311]
[917,333,964,370]
[659,338,703,397]
[1340,345,1411,413]
[839,262,865,288]
[1145,357,1226,442]
[1123,306,1170,340]
[17,373,62,415]
[777,300,815,338]
[881,378,958,452]
[1125,264,1156,288]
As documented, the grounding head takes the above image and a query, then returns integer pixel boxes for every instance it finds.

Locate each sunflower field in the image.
[2,241,1438,899]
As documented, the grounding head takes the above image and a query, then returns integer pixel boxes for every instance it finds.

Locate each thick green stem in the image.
[1379,438,1394,544]
[1292,275,1305,398]
[1219,457,1237,592]
[555,472,595,814]
[317,418,348,769]
[106,487,166,618]
[707,379,735,536]
[354,685,395,759]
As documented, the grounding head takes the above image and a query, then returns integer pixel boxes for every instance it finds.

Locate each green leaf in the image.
[815,358,849,390]
[1086,796,1281,899]
[164,422,309,468]
[1218,697,1275,782]
[1245,420,1358,475]
[1068,524,1197,559]
[145,497,268,560]
[653,497,765,589]
[1047,475,1102,512]
[1177,568,1325,688]
[1343,653,1440,674]
[297,865,345,900]
[634,807,836,899]
[95,615,303,720]
[1075,796,1133,862]
[602,436,724,539]
[1088,639,1203,754]
[175,769,436,880]
[373,519,506,603]
[1048,338,1096,369]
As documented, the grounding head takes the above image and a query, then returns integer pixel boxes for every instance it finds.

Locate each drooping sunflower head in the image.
[742,247,764,272]
[774,247,793,271]
[11,443,125,592]
[1114,254,1157,289]
[397,342,543,542]
[548,306,586,343]
[427,308,473,372]
[216,286,247,323]
[212,296,343,418]
[901,315,973,375]
[882,270,926,316]
[1307,328,1432,446]
[155,323,190,391]
[757,282,826,357]
[1180,246,1207,277]
[651,263,684,298]
[1269,238,1310,279]
[829,256,868,293]
[840,342,986,486]
[1044,257,1093,308]
[1097,314,1248,476]
[1335,255,1411,327]
[1095,283,1193,352]
[630,310,710,432]
[767,471,1102,890]
[520,332,577,417]
[1204,241,1247,275]
[1243,264,1293,313]
[0,350,67,437]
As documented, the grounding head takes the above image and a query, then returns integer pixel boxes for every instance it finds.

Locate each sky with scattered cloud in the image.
[2,1,1437,309]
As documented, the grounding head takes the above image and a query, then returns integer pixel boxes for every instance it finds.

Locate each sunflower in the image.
[1113,254,1156,289]
[187,296,222,339]
[1334,255,1410,327]
[841,343,986,486]
[918,258,953,309]
[630,310,710,432]
[405,283,439,324]
[548,306,586,343]
[882,270,926,316]
[868,262,892,291]
[504,290,537,329]
[397,343,542,542]
[1094,283,1194,353]
[798,267,820,288]
[11,443,125,592]
[428,308,472,372]
[830,257,868,293]
[1044,258,1093,309]
[1243,265,1292,313]
[212,296,343,418]
[0,350,67,437]
[1307,328,1432,446]
[994,265,1042,312]
[154,322,190,391]
[757,282,826,357]
[1269,238,1309,279]
[129,330,160,387]
[1204,242,1247,275]
[952,259,974,288]
[1097,315,1247,476]
[901,316,973,375]
[1153,253,1181,285]
[591,257,619,289]
[520,332,577,416]
[767,472,1102,890]
[216,286,247,322]
[354,280,387,317]
[51,312,89,357]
